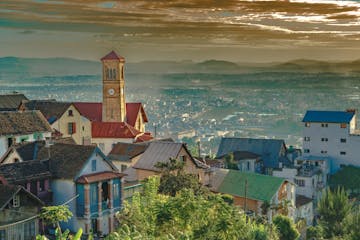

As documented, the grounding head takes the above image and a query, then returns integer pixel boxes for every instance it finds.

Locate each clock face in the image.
[108,88,115,96]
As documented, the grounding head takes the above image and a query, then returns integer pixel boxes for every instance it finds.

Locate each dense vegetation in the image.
[107,176,279,240]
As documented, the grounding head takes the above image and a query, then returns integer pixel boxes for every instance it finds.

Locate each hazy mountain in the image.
[1,57,360,79]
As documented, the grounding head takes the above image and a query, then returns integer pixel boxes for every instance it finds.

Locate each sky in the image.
[1,0,360,62]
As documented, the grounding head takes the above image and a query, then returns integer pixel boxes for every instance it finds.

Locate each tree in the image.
[317,187,353,238]
[39,205,72,237]
[224,152,239,170]
[342,206,360,240]
[155,158,208,196]
[109,176,278,240]
[273,215,299,240]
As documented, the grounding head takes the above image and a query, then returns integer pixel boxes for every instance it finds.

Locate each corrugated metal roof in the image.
[302,110,355,123]
[216,138,285,168]
[133,141,183,172]
[216,170,285,202]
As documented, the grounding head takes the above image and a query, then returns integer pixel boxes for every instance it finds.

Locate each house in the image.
[0,111,52,158]
[273,156,328,201]
[133,141,210,184]
[218,151,263,173]
[0,159,52,204]
[302,109,360,173]
[210,169,296,221]
[0,184,44,240]
[107,142,148,172]
[216,138,290,175]
[19,100,92,145]
[295,195,313,226]
[44,143,124,236]
[1,140,124,235]
[0,93,28,111]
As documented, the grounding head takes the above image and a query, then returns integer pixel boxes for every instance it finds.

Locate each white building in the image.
[302,109,360,173]
[273,156,328,201]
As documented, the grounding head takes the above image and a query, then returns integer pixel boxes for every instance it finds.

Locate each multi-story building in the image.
[302,109,360,173]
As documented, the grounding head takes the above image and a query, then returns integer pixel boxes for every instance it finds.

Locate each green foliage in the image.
[109,176,278,240]
[329,166,360,197]
[36,228,83,240]
[221,193,234,205]
[155,158,209,196]
[224,152,239,170]
[273,215,300,240]
[342,206,360,240]
[306,225,324,240]
[39,205,73,240]
[40,205,73,226]
[317,187,353,238]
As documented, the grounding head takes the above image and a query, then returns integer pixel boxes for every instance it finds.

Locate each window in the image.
[304,149,310,153]
[295,179,305,187]
[121,164,127,172]
[321,138,328,142]
[304,137,310,141]
[305,122,310,127]
[68,122,76,134]
[112,69,116,79]
[0,230,5,240]
[7,137,14,148]
[340,138,346,143]
[39,180,45,192]
[91,160,96,171]
[12,194,20,207]
[247,161,250,171]
[321,123,328,127]
[321,150,327,154]
[181,156,186,162]
[68,110,73,116]
[340,123,347,128]
[14,158,19,163]
[340,151,346,155]
[121,67,124,79]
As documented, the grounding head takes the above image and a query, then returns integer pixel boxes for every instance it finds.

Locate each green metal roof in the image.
[217,170,285,202]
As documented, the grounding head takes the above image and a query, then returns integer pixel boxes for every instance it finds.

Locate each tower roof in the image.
[101,51,125,61]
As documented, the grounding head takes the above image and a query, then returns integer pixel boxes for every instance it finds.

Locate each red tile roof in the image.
[126,102,148,126]
[74,102,148,127]
[76,171,125,184]
[101,51,125,62]
[73,102,102,122]
[92,121,141,138]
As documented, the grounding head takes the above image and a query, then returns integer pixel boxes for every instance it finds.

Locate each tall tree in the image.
[317,187,353,238]
[155,158,208,196]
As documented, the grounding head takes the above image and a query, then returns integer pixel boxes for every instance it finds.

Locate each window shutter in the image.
[72,123,76,134]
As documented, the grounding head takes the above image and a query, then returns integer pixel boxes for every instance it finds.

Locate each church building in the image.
[73,51,152,154]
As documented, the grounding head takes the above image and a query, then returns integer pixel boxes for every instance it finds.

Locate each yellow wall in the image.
[55,105,91,145]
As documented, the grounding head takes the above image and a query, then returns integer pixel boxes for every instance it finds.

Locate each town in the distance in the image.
[0,51,359,239]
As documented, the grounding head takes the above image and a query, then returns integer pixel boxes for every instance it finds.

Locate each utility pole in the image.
[244,178,248,213]
[154,123,157,138]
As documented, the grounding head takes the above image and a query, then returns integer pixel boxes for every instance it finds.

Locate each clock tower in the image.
[101,51,126,122]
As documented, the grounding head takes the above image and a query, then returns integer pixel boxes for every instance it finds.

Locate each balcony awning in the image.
[76,171,126,184]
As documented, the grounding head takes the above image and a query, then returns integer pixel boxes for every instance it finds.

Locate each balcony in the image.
[297,165,321,177]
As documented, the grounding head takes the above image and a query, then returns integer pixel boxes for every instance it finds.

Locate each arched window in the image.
[112,69,116,79]
[106,69,110,80]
